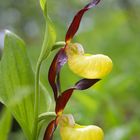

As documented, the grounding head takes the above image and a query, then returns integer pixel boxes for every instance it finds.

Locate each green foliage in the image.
[38,0,56,62]
[0,31,34,139]
[0,31,51,140]
[0,108,12,140]
[40,0,46,11]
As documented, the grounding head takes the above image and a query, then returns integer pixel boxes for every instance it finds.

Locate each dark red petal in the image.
[65,0,101,43]
[43,119,57,140]
[48,48,67,101]
[75,79,100,90]
[55,88,75,115]
[55,79,100,115]
[85,0,101,9]
[56,72,61,93]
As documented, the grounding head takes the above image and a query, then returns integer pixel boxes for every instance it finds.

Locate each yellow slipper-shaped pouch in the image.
[66,43,113,79]
[59,114,104,140]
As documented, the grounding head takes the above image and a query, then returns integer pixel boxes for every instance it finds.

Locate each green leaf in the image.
[0,108,12,140]
[39,0,56,62]
[39,83,52,114]
[40,0,46,13]
[0,30,34,140]
[0,30,51,140]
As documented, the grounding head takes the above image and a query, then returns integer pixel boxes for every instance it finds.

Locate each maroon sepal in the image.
[48,48,67,101]
[55,88,75,115]
[65,0,101,43]
[75,78,100,90]
[55,79,100,115]
[43,119,57,140]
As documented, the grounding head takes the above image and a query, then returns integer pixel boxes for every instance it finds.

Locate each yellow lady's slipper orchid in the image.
[59,114,104,140]
[66,43,113,79]
[44,1,110,140]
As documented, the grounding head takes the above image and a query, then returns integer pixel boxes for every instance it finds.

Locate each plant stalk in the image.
[33,59,42,140]
[32,41,65,140]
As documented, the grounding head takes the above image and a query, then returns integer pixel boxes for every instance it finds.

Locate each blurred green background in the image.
[0,0,140,140]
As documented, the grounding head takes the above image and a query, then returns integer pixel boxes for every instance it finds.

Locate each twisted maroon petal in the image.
[55,79,100,115]
[48,48,67,101]
[75,78,100,90]
[65,0,101,43]
[43,119,58,140]
[55,88,75,115]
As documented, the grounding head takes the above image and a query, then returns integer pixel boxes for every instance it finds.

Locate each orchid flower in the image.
[43,0,112,140]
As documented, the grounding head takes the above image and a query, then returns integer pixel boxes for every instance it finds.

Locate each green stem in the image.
[33,60,42,140]
[32,41,65,140]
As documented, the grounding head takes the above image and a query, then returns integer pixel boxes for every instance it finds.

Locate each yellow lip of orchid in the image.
[59,114,104,140]
[66,43,113,79]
